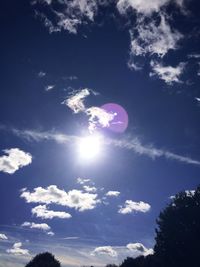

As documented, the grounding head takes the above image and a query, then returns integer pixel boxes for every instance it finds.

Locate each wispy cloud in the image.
[188,53,200,59]
[45,85,55,91]
[150,60,186,84]
[77,178,91,185]
[129,14,183,59]
[5,127,200,166]
[0,148,32,174]
[38,71,46,77]
[117,0,186,75]
[118,200,151,214]
[33,0,99,34]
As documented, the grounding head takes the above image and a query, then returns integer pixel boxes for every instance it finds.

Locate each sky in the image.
[0,0,200,266]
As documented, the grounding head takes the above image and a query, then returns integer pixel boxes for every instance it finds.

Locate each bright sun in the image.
[78,134,102,161]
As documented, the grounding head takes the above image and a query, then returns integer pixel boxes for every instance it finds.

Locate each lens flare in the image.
[78,134,102,161]
[101,103,128,133]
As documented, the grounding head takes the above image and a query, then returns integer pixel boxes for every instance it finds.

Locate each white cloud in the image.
[117,0,170,15]
[77,177,91,184]
[105,191,120,197]
[118,200,151,214]
[21,185,100,212]
[0,233,8,240]
[38,71,46,77]
[188,53,200,59]
[63,88,90,113]
[34,0,98,34]
[150,60,186,84]
[117,0,185,15]
[0,148,32,174]
[91,246,117,257]
[6,242,29,256]
[86,106,116,132]
[45,85,55,91]
[127,243,153,256]
[63,89,115,132]
[130,14,182,58]
[83,185,97,193]
[47,231,55,236]
[32,205,72,219]
[21,221,51,231]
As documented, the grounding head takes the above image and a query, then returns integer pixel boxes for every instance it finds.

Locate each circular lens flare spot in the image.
[101,103,128,133]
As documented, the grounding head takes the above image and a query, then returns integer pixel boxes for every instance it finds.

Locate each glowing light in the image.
[78,134,102,161]
[101,103,128,132]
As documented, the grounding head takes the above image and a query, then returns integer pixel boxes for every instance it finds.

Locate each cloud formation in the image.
[63,88,90,113]
[32,0,187,83]
[86,106,116,132]
[129,15,182,59]
[127,243,153,256]
[64,89,115,132]
[77,177,91,184]
[45,85,55,91]
[118,200,151,214]
[21,185,100,212]
[117,0,184,15]
[6,242,29,256]
[91,246,118,257]
[0,233,8,240]
[0,148,32,174]
[22,221,51,231]
[32,205,72,219]
[105,191,120,197]
[34,0,98,34]
[150,60,186,84]
[83,185,97,193]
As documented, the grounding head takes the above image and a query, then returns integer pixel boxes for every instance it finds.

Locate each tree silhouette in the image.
[120,255,155,267]
[25,252,61,267]
[154,186,200,267]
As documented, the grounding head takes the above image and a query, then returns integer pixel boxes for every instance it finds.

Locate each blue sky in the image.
[0,0,200,266]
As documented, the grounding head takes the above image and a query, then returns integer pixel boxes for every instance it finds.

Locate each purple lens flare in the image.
[101,103,129,133]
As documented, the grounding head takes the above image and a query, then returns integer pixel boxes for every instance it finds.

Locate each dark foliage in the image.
[120,255,155,267]
[25,252,61,267]
[154,185,200,267]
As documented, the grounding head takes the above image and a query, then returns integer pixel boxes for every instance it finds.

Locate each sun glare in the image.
[78,134,102,161]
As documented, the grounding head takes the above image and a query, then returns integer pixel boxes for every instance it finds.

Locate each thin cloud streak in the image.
[4,127,200,166]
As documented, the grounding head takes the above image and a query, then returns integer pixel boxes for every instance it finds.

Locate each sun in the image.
[78,134,102,161]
